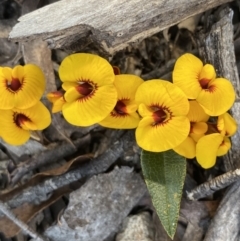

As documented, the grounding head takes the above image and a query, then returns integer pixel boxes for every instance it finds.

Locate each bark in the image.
[9,0,233,55]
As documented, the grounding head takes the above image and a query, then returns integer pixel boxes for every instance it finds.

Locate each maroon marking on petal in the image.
[199,78,210,89]
[150,105,172,127]
[114,100,127,115]
[152,109,167,125]
[76,82,93,96]
[14,113,31,128]
[6,78,22,91]
[112,66,120,75]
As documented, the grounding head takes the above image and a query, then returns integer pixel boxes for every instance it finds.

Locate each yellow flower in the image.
[59,53,117,126]
[173,53,235,116]
[173,100,209,158]
[135,79,190,152]
[99,74,143,129]
[196,112,237,168]
[0,102,51,145]
[0,65,45,109]
[47,91,66,113]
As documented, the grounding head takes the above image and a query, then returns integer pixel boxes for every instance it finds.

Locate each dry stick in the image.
[0,200,50,241]
[10,134,91,185]
[3,131,134,210]
[187,168,240,200]
[196,7,240,241]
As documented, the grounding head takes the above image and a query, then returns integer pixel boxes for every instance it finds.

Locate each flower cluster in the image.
[47,53,237,169]
[0,65,51,145]
[47,53,143,129]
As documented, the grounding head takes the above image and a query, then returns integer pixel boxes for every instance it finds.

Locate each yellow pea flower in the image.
[0,102,51,145]
[59,53,117,126]
[173,100,209,158]
[173,53,235,116]
[47,91,66,113]
[196,112,237,169]
[135,79,190,152]
[0,65,45,109]
[99,74,143,129]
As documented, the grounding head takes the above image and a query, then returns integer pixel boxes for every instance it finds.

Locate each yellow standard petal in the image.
[196,133,224,169]
[217,112,237,137]
[187,100,209,122]
[59,53,115,86]
[196,78,235,116]
[136,79,189,116]
[172,53,203,99]
[0,102,51,145]
[173,136,196,159]
[217,137,231,156]
[0,65,45,110]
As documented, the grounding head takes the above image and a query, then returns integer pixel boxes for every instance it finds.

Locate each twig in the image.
[187,168,240,200]
[204,180,240,241]
[0,200,50,241]
[10,134,91,185]
[2,131,135,210]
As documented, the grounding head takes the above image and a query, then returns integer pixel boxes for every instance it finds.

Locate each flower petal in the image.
[59,53,115,86]
[199,64,216,83]
[17,102,51,130]
[217,112,237,137]
[136,79,189,116]
[187,100,209,122]
[62,82,78,91]
[47,91,63,103]
[196,133,223,168]
[62,85,117,126]
[0,109,30,145]
[47,91,66,113]
[197,78,235,116]
[191,122,208,135]
[0,67,15,109]
[64,87,83,102]
[136,116,190,152]
[99,112,140,129]
[217,137,231,156]
[173,53,203,99]
[173,136,196,159]
[114,74,144,100]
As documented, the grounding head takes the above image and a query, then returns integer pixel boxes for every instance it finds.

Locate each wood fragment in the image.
[187,168,240,201]
[203,181,240,241]
[42,166,146,241]
[10,134,91,185]
[9,0,233,55]
[1,131,135,210]
[0,200,50,241]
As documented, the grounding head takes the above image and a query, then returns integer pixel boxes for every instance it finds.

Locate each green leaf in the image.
[141,149,186,239]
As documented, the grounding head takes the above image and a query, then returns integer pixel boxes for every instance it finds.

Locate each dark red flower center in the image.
[7,78,22,91]
[76,82,93,96]
[152,108,167,125]
[14,113,31,128]
[114,100,127,115]
[199,78,210,89]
